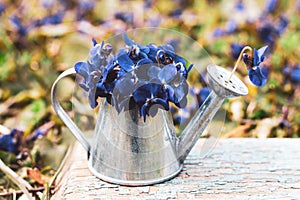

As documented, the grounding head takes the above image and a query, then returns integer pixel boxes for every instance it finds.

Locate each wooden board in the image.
[52,139,300,199]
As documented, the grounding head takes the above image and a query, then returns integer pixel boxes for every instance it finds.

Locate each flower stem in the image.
[227,46,253,82]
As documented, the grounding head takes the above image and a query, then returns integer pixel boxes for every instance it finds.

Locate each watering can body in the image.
[89,99,181,185]
[51,64,248,185]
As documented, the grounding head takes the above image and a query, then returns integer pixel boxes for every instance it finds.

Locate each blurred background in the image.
[0,0,299,197]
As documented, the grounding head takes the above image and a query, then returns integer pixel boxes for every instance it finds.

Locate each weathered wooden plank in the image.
[52,139,300,199]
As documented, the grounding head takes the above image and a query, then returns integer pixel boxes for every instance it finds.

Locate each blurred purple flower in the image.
[115,12,134,25]
[35,12,64,27]
[257,16,288,49]
[43,13,64,25]
[78,0,94,10]
[77,0,95,20]
[166,39,180,52]
[0,129,23,154]
[213,28,226,37]
[172,86,210,125]
[265,0,278,13]
[0,2,6,15]
[213,20,237,38]
[226,20,238,34]
[197,87,210,107]
[276,16,289,35]
[235,0,245,11]
[10,16,28,36]
[257,23,278,44]
[169,8,182,19]
[230,43,245,59]
[291,66,300,83]
[144,0,154,9]
[284,65,300,84]
[42,1,54,9]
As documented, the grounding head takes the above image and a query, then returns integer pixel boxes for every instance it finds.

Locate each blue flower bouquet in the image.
[74,33,268,122]
[74,34,194,122]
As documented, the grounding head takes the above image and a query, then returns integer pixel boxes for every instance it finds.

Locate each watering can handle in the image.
[51,68,91,153]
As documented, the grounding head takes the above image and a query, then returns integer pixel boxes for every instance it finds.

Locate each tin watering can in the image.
[51,63,248,186]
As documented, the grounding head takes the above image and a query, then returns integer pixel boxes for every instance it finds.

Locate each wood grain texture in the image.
[52,139,300,199]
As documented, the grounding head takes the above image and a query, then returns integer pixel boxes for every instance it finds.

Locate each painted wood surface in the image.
[52,139,300,199]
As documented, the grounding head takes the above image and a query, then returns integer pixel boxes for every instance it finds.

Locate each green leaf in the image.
[0,151,17,165]
[270,53,282,69]
[278,32,300,53]
[210,39,227,54]
[251,109,270,119]
[0,52,14,81]
[4,99,47,134]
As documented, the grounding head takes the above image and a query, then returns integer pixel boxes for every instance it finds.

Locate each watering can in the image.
[51,64,248,186]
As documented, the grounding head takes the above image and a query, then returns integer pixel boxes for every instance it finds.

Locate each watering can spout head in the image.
[177,64,248,162]
[205,64,248,98]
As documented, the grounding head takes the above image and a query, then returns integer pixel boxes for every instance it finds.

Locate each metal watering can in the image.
[51,62,248,186]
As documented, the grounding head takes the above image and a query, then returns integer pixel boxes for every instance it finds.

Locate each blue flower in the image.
[248,67,268,87]
[152,45,193,78]
[74,34,193,121]
[112,62,189,116]
[112,73,137,112]
[116,53,135,73]
[0,129,23,153]
[243,45,269,86]
[75,40,114,108]
[148,64,189,107]
[133,83,169,122]
[123,34,150,61]
[253,45,268,66]
[90,40,113,68]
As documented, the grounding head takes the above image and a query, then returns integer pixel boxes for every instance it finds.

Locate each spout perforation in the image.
[207,64,248,97]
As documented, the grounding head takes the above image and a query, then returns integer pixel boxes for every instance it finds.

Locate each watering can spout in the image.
[177,64,248,162]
